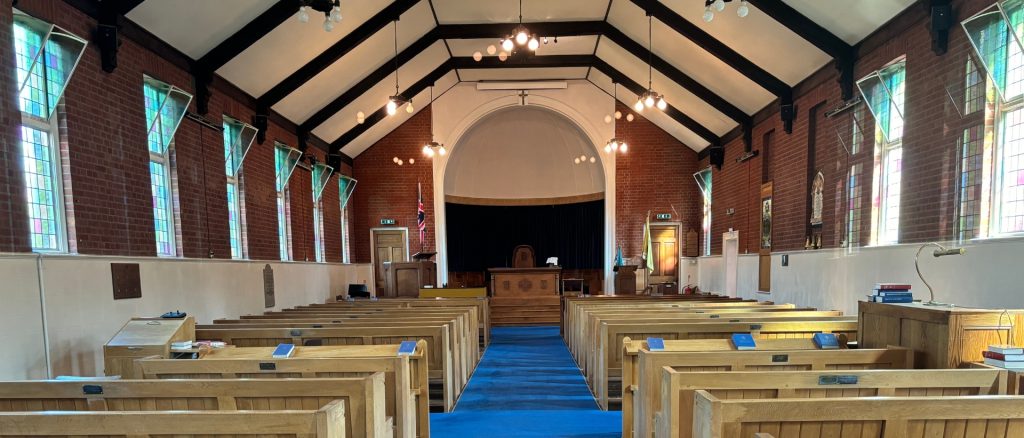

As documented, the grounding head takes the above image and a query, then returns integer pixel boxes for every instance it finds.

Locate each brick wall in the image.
[615,102,702,258]
[0,0,344,261]
[699,0,994,255]
[350,107,434,263]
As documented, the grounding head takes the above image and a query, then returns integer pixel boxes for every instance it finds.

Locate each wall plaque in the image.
[111,263,141,300]
[263,264,275,308]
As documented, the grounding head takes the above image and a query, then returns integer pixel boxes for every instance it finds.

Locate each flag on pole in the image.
[417,182,426,245]
[615,245,624,267]
[641,212,654,271]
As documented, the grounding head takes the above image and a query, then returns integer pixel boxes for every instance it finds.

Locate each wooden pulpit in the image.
[383,251,437,298]
[614,264,638,295]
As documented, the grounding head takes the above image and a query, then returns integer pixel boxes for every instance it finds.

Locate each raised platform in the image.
[490,296,561,326]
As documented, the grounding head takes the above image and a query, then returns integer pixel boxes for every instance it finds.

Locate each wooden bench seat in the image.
[310,298,490,348]
[0,377,389,438]
[692,393,1024,438]
[134,344,427,438]
[655,368,1008,438]
[0,400,347,437]
[628,343,912,438]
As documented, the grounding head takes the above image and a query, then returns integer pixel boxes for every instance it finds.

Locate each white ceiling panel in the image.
[458,67,589,82]
[784,0,917,45]
[310,49,452,142]
[656,0,831,86]
[445,35,598,57]
[588,69,709,151]
[597,41,734,136]
[217,0,393,97]
[608,1,773,115]
[127,0,277,59]
[340,71,461,157]
[274,2,439,123]
[432,0,608,24]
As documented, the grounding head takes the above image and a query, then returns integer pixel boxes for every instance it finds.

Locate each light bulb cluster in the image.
[703,0,749,23]
[633,90,667,112]
[297,0,342,32]
[392,156,416,166]
[385,95,413,116]
[473,0,557,63]
[604,138,628,154]
[573,154,597,165]
[422,141,448,158]
[604,110,636,124]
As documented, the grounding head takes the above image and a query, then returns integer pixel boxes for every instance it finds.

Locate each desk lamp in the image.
[915,242,966,307]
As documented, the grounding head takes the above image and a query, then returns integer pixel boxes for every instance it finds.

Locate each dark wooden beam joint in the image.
[95,1,124,73]
[780,92,795,134]
[297,128,310,153]
[192,67,213,115]
[743,123,753,152]
[835,54,856,101]
[253,112,268,145]
[923,0,954,56]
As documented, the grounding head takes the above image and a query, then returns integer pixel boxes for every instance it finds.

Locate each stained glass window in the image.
[314,200,325,263]
[144,77,188,257]
[695,168,712,256]
[226,182,242,259]
[958,126,987,240]
[962,1,1024,101]
[149,159,175,256]
[275,143,301,261]
[865,58,906,246]
[12,13,86,119]
[338,175,357,264]
[223,116,255,259]
[21,125,62,250]
[847,163,864,247]
[277,189,290,261]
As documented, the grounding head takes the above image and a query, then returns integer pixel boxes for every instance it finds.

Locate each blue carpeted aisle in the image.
[430,326,621,438]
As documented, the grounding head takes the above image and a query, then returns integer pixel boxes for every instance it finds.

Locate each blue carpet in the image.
[429,326,621,438]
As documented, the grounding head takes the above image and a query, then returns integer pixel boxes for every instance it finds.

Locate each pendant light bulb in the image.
[330,6,342,23]
[604,144,612,153]
[502,38,514,52]
[644,93,655,108]
[323,17,334,32]
[473,51,483,62]
[703,6,714,22]
[737,0,749,17]
[386,99,398,116]
[528,37,539,51]
[297,6,310,23]
[626,113,634,122]
[619,142,628,153]
[487,44,497,55]
[634,99,644,112]
[516,31,528,45]
[656,96,667,110]
[356,111,365,124]
[423,145,434,157]
[438,146,447,156]
[498,51,508,61]
[713,0,726,12]
[604,115,612,124]
[574,157,581,164]
[614,111,622,120]
[406,101,414,113]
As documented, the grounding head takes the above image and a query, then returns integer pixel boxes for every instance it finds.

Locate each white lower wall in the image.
[0,253,372,379]
[695,238,1024,315]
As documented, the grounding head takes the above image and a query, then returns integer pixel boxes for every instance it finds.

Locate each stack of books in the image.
[983,345,1024,369]
[170,340,193,350]
[868,283,913,303]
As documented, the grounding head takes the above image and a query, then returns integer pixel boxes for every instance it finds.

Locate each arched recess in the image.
[430,88,617,292]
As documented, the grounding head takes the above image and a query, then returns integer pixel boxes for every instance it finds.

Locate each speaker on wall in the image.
[709,146,725,170]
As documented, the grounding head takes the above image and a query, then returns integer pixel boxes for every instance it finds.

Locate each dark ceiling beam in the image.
[451,53,594,69]
[745,0,858,100]
[96,0,145,16]
[301,29,440,131]
[435,20,605,39]
[92,0,145,73]
[258,0,420,108]
[600,25,750,125]
[330,60,453,153]
[592,58,720,146]
[197,0,300,72]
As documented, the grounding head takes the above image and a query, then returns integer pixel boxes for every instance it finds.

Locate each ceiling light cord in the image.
[393,19,400,95]
[647,13,653,91]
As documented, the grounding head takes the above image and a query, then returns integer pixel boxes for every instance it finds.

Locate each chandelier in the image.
[423,87,447,157]
[703,0,750,23]
[297,0,342,32]
[606,84,628,154]
[635,14,666,112]
[386,20,412,117]
[502,0,539,53]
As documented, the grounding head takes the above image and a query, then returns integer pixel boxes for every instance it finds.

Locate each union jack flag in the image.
[417,182,426,244]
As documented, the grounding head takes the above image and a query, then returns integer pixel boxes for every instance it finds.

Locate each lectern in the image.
[383,251,437,298]
[614,265,638,295]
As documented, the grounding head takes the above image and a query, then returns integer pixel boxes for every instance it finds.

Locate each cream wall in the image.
[0,254,371,379]
[695,238,1024,314]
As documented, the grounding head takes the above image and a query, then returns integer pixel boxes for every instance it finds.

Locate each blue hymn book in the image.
[397,341,418,356]
[813,333,840,349]
[647,337,666,351]
[731,334,757,350]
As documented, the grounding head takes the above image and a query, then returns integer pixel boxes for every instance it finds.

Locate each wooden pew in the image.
[135,343,428,438]
[692,393,1024,438]
[0,377,389,438]
[628,342,912,438]
[196,324,460,413]
[313,298,490,348]
[0,400,347,437]
[597,319,859,411]
[655,368,1008,438]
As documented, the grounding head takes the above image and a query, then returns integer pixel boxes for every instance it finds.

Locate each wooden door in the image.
[649,225,679,284]
[372,229,408,293]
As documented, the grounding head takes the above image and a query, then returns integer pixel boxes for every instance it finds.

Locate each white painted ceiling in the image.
[123,0,918,155]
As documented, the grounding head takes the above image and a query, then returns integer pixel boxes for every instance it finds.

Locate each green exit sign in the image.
[380,218,396,225]
[655,213,672,220]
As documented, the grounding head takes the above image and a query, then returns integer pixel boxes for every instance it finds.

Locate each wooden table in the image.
[858,301,1024,369]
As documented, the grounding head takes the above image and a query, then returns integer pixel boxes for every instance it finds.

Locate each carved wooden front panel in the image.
[490,269,560,297]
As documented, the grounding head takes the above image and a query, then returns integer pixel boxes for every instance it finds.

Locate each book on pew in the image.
[867,295,914,303]
[988,345,1024,355]
[983,351,1024,361]
[874,283,913,290]
[873,291,913,297]
[272,343,295,358]
[731,333,756,350]
[646,337,665,351]
[984,358,1024,369]
[813,333,840,349]
[397,340,418,356]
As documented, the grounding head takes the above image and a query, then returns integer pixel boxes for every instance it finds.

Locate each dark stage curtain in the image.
[445,200,604,271]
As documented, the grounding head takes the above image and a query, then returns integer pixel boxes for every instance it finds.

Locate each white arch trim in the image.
[431,93,617,292]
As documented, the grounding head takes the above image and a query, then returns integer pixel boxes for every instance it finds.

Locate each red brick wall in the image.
[0,4,29,252]
[350,107,434,263]
[698,0,993,255]
[0,0,343,261]
[615,103,702,258]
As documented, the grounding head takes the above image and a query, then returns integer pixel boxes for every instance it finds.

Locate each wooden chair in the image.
[512,245,535,268]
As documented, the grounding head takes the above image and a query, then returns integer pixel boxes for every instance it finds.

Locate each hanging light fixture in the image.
[386,19,411,117]
[605,84,628,155]
[635,13,666,113]
[703,0,750,22]
[297,0,342,31]
[496,0,541,56]
[422,87,447,158]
